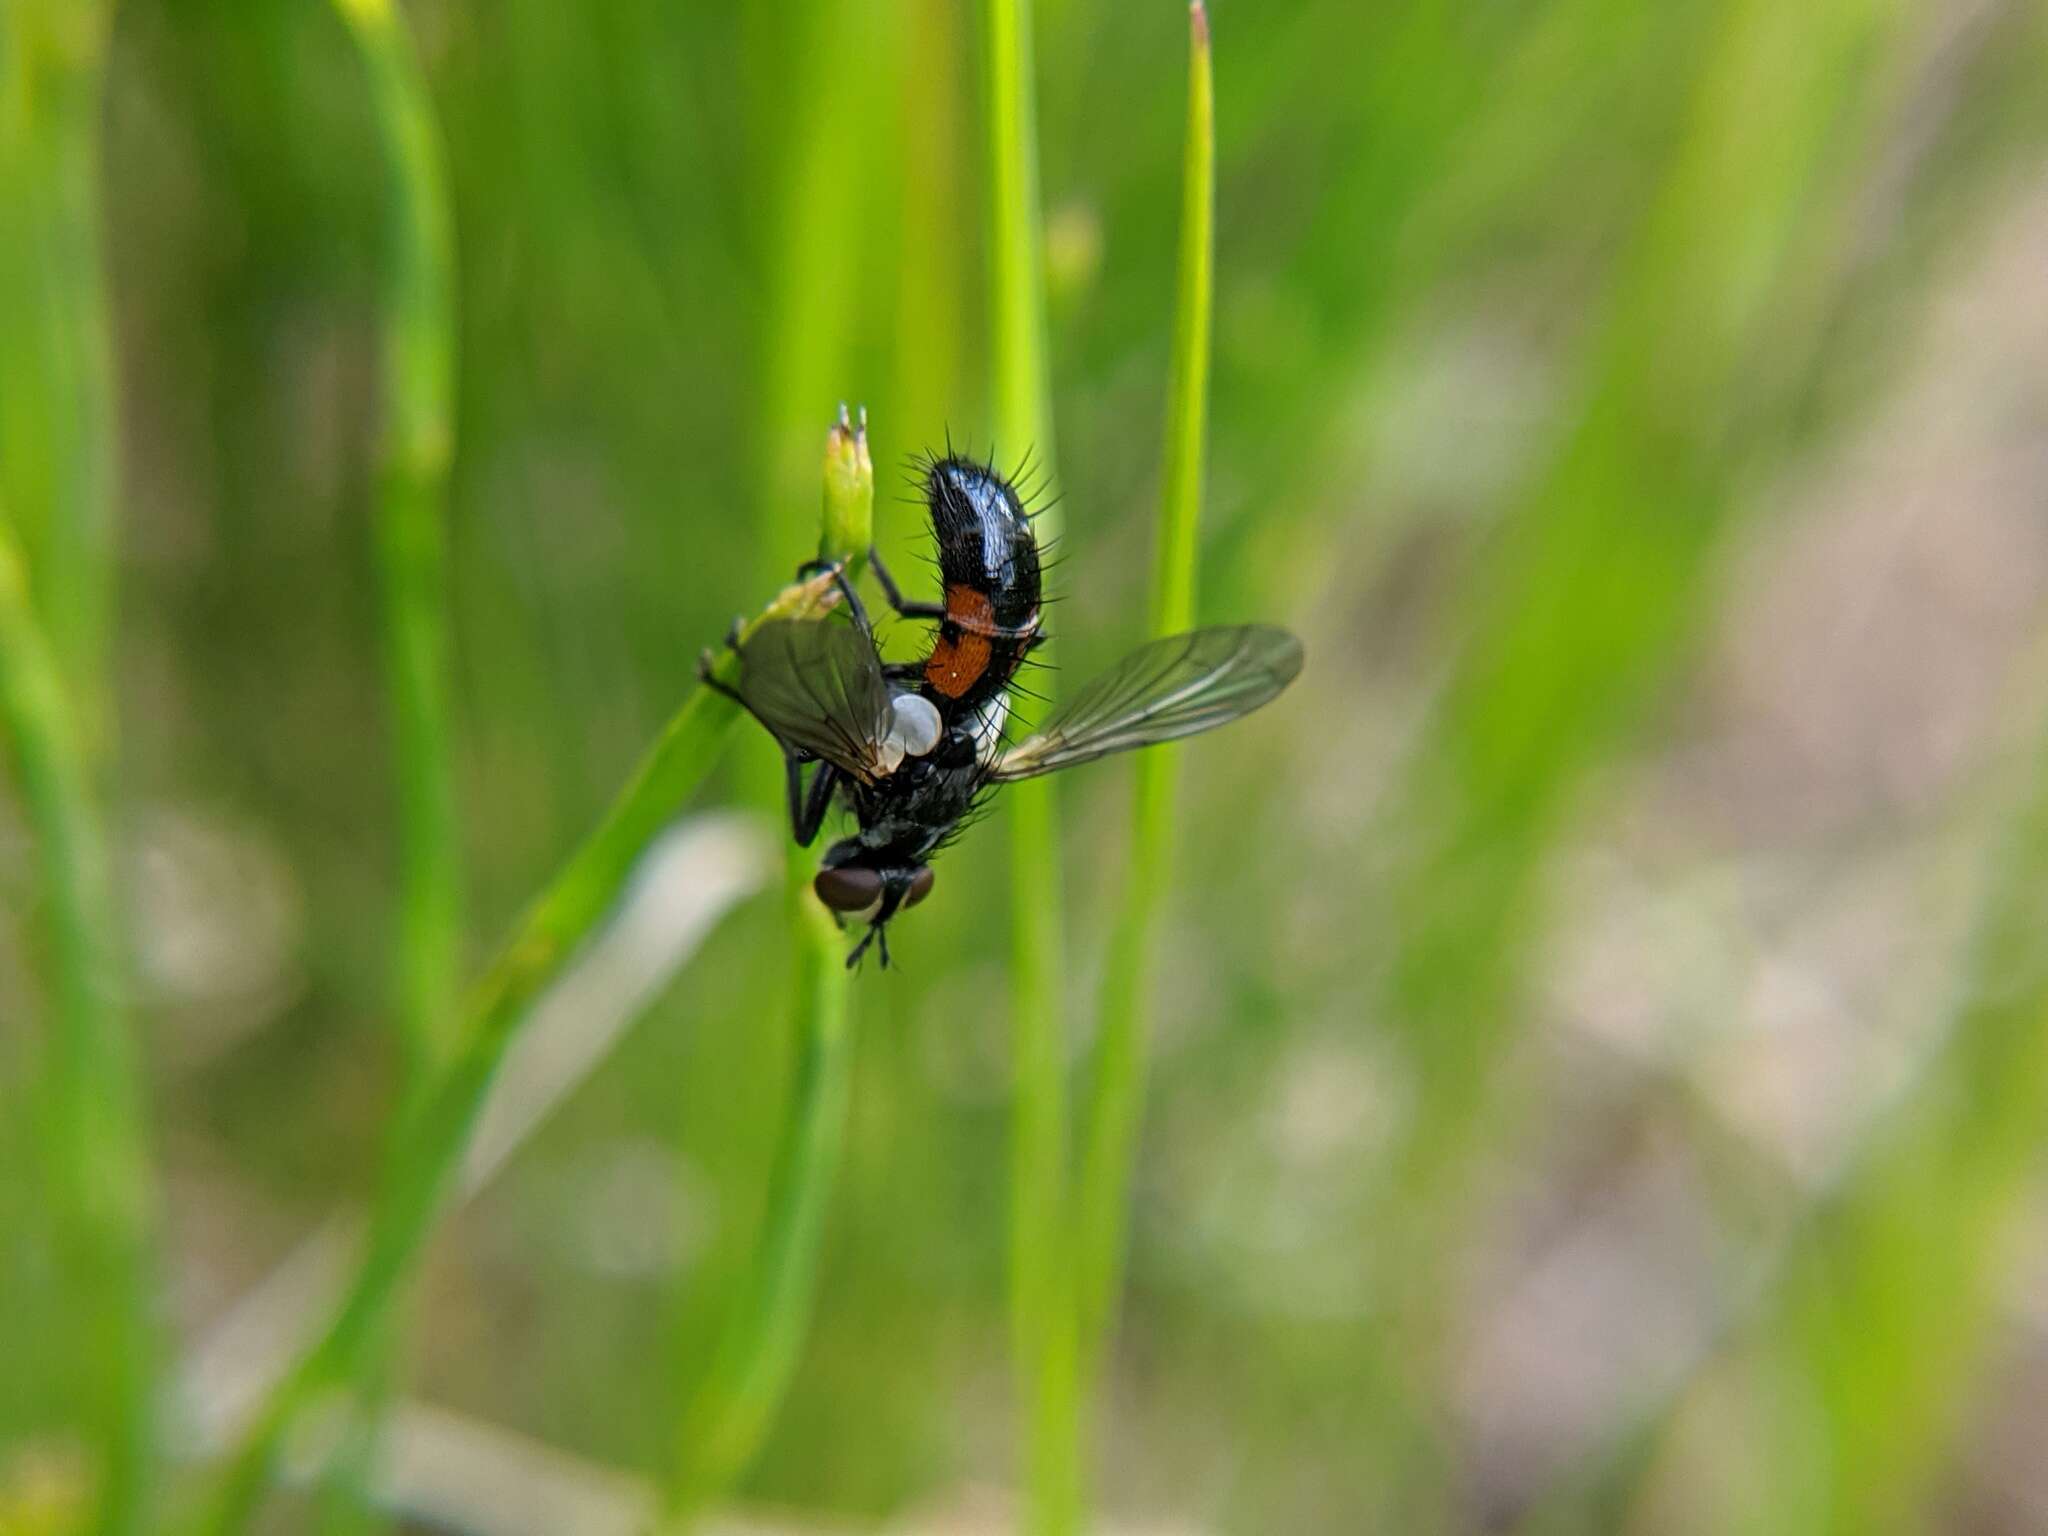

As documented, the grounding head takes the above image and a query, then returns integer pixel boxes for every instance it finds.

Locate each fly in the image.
[702,451,1304,968]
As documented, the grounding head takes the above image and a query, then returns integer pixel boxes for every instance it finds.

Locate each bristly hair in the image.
[909,431,1058,520]
[1005,444,1060,520]
[931,787,1000,852]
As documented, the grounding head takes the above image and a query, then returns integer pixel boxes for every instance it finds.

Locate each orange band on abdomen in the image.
[925,584,1000,697]
[925,631,994,698]
[943,584,999,634]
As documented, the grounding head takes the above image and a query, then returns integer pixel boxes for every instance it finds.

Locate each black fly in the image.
[702,451,1303,968]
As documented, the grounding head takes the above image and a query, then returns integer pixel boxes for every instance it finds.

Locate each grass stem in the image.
[315,1,461,1526]
[663,891,854,1521]
[191,560,850,1535]
[1076,0,1215,1394]
[0,511,156,1536]
[0,0,119,736]
[982,0,1078,1529]
[338,0,463,1084]
[662,412,871,1526]
[1,10,152,1528]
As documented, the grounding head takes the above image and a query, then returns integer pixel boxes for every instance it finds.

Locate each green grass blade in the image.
[314,1,460,1526]
[0,512,157,1536]
[983,0,1078,1530]
[662,413,871,1527]
[0,0,118,734]
[652,0,875,1499]
[338,0,462,1082]
[189,563,849,1535]
[663,890,855,1522]
[0,11,153,1528]
[1077,0,1214,1395]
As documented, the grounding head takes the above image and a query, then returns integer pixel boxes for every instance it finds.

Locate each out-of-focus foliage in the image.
[6,0,2048,1530]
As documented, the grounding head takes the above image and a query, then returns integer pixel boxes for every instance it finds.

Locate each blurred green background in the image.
[9,0,2048,1531]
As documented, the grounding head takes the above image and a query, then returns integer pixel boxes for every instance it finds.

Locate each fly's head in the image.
[813,838,936,969]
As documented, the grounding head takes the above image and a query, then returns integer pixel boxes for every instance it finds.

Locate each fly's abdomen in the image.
[920,455,1043,706]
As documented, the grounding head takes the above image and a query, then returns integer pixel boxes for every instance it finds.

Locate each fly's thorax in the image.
[848,741,984,857]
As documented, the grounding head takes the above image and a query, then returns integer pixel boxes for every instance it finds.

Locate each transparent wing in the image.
[991,624,1303,782]
[733,616,894,783]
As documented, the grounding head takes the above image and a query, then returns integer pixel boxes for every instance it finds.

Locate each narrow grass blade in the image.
[982,0,1078,1530]
[654,0,876,1492]
[189,565,848,1536]
[182,817,769,1454]
[314,1,461,1526]
[0,10,153,1528]
[0,512,157,1536]
[1077,0,1215,1394]
[663,891,854,1522]
[0,0,119,733]
[337,0,463,1083]
[662,414,872,1527]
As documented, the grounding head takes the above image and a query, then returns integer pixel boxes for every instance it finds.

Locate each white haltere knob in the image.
[887,694,943,757]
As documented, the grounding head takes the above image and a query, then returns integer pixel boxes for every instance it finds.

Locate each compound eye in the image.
[815,865,884,913]
[903,865,936,908]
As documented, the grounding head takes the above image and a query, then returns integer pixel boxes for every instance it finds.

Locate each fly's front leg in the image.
[795,557,878,639]
[867,547,945,621]
[696,611,755,704]
[786,755,841,848]
[698,645,744,706]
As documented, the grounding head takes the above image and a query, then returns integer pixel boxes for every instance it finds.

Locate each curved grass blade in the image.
[313,0,461,1526]
[189,560,850,1536]
[662,413,872,1527]
[0,511,157,1536]
[982,0,1079,1529]
[0,0,119,734]
[1077,0,1215,1400]
[338,0,462,1089]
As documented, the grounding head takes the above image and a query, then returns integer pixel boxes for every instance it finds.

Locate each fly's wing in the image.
[733,616,894,783]
[990,624,1303,782]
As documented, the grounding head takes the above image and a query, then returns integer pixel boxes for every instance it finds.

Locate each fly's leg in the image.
[845,886,905,970]
[867,547,945,621]
[794,557,878,639]
[795,547,946,637]
[844,923,891,970]
[696,612,754,704]
[845,925,878,969]
[697,645,743,706]
[700,632,791,758]
[787,756,840,848]
[702,647,834,845]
